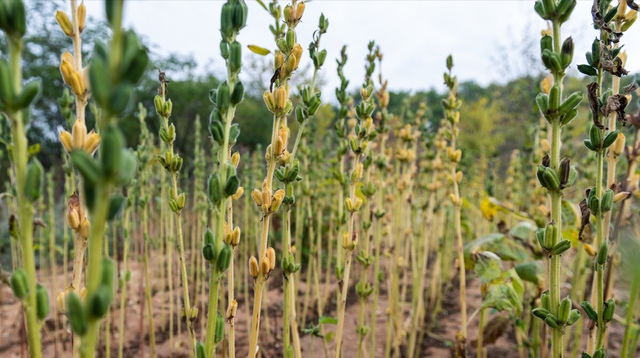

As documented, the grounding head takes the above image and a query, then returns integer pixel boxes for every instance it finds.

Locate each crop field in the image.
[1,0,640,358]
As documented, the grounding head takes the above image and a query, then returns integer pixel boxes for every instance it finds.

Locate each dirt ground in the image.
[0,256,637,358]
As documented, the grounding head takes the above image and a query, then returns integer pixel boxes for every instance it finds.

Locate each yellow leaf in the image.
[248,45,270,56]
[480,197,499,221]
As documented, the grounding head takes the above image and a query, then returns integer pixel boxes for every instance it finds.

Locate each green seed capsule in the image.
[561,37,574,68]
[541,290,550,311]
[14,80,41,109]
[602,130,619,149]
[208,174,222,205]
[536,228,546,249]
[600,189,614,213]
[216,245,232,272]
[536,93,549,114]
[597,242,608,266]
[532,307,550,320]
[286,29,296,50]
[581,301,598,321]
[540,35,553,53]
[196,341,208,358]
[224,175,240,197]
[534,1,548,19]
[101,126,124,180]
[220,3,233,36]
[214,313,224,343]
[232,1,248,29]
[9,268,29,299]
[100,257,115,289]
[567,309,581,326]
[217,81,230,114]
[545,314,559,329]
[603,298,615,323]
[10,0,26,37]
[231,81,244,105]
[204,227,215,246]
[561,108,578,126]
[24,158,44,202]
[536,165,548,188]
[592,347,605,358]
[88,286,112,318]
[558,92,582,116]
[549,53,563,72]
[36,284,50,320]
[549,84,560,111]
[559,297,571,323]
[229,41,242,73]
[202,243,216,262]
[543,167,560,190]
[588,195,600,216]
[66,292,88,335]
[551,239,571,255]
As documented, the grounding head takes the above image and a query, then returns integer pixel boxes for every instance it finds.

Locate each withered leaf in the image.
[600,41,628,76]
[592,1,623,42]
[587,82,604,129]
[604,81,637,126]
[628,0,639,11]
[579,198,590,240]
[542,154,550,168]
[560,158,570,188]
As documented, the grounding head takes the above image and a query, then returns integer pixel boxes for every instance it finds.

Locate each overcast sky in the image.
[81,1,640,98]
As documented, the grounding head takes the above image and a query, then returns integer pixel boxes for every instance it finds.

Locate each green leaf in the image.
[464,233,530,269]
[508,221,535,240]
[474,251,503,284]
[318,316,338,325]
[514,261,544,285]
[255,0,268,12]
[248,45,270,56]
[27,143,41,156]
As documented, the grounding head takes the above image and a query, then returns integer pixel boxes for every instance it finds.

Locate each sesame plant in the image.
[202,1,247,357]
[575,0,638,355]
[334,42,378,358]
[247,1,305,357]
[0,2,45,357]
[530,1,581,357]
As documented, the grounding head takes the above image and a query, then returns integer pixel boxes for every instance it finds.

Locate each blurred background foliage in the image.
[1,1,638,193]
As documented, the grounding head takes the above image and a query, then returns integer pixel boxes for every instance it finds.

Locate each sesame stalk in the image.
[247,2,305,357]
[532,2,580,357]
[201,2,248,357]
[334,42,378,358]
[441,54,469,357]
[1,1,44,357]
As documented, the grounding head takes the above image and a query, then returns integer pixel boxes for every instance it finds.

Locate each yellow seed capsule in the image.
[232,227,241,246]
[70,71,85,96]
[232,187,244,201]
[276,86,286,111]
[449,193,457,205]
[345,198,354,211]
[270,190,284,213]
[55,11,73,36]
[541,139,551,153]
[231,152,240,167]
[287,55,296,72]
[79,287,87,300]
[289,6,297,22]
[612,132,626,156]
[249,256,259,278]
[292,44,303,69]
[83,130,101,155]
[56,291,65,314]
[353,197,363,211]
[227,300,238,320]
[59,131,73,153]
[82,66,91,92]
[274,136,285,156]
[260,257,271,275]
[267,247,276,270]
[251,189,262,206]
[79,218,91,240]
[614,192,630,203]
[78,2,86,32]
[342,232,350,249]
[583,244,597,257]
[454,149,462,162]
[262,185,272,209]
[60,61,74,86]
[72,119,86,149]
[624,9,637,22]
[263,91,276,112]
[67,210,80,230]
[456,171,463,183]
[61,50,74,65]
[275,51,285,70]
[296,2,305,20]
